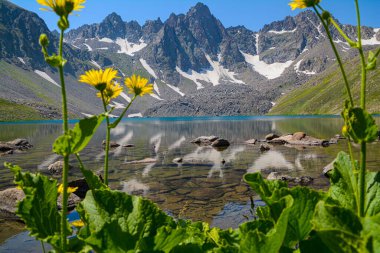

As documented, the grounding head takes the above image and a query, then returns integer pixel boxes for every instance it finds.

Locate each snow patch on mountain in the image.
[140,58,158,78]
[120,92,132,103]
[116,38,147,56]
[361,28,380,45]
[18,57,25,65]
[176,54,244,89]
[165,82,185,96]
[267,28,297,34]
[241,51,293,79]
[294,60,316,75]
[153,82,161,96]
[90,60,101,69]
[150,94,164,100]
[99,38,114,43]
[34,70,61,87]
[84,43,93,51]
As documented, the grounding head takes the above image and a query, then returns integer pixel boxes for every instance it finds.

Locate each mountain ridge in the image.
[1,0,380,120]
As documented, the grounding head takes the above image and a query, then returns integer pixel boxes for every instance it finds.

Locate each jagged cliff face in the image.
[1,0,380,117]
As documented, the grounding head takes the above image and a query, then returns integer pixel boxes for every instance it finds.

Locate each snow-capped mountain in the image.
[1,0,380,118]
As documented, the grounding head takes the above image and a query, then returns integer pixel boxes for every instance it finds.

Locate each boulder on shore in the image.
[268,132,330,147]
[0,188,24,219]
[245,139,257,145]
[265,133,280,141]
[191,136,219,145]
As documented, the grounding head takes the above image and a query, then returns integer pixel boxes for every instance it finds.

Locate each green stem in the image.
[355,0,367,109]
[41,241,46,253]
[101,92,111,186]
[109,96,136,129]
[58,28,69,252]
[355,0,367,218]
[313,6,354,107]
[359,142,366,217]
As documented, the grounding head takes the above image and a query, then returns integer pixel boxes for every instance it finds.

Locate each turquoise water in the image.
[1,116,379,250]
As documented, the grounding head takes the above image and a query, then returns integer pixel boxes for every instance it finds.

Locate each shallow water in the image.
[1,116,379,250]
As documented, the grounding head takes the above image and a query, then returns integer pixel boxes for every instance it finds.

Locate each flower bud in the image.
[58,16,70,31]
[39,34,49,48]
[322,11,332,25]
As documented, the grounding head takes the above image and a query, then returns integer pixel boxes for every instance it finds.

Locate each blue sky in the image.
[9,0,380,32]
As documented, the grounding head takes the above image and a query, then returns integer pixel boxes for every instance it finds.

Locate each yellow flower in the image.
[125,74,154,97]
[71,220,85,227]
[79,68,120,92]
[97,82,123,104]
[289,0,321,10]
[58,184,78,194]
[36,0,85,16]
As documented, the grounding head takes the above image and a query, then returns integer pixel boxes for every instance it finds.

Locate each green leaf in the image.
[341,106,378,143]
[276,187,326,248]
[6,163,68,251]
[328,151,380,216]
[299,232,334,253]
[77,189,175,252]
[238,196,293,253]
[53,114,105,156]
[312,202,367,253]
[328,152,359,212]
[245,173,325,247]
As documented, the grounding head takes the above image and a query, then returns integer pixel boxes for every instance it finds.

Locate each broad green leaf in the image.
[275,187,326,248]
[362,214,380,253]
[245,173,325,247]
[364,172,380,216]
[342,106,378,143]
[6,163,68,251]
[299,232,333,253]
[312,201,370,253]
[328,151,380,216]
[328,151,359,212]
[53,115,105,155]
[238,196,293,253]
[77,189,175,252]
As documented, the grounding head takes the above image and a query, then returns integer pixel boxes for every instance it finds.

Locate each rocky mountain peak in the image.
[187,2,212,18]
[98,12,126,39]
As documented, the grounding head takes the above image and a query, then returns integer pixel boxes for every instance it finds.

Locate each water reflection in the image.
[1,116,379,245]
[249,151,295,173]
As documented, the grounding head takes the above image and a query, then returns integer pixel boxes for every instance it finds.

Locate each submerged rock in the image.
[122,144,135,148]
[48,161,74,175]
[267,172,314,185]
[102,140,120,148]
[260,144,271,152]
[323,161,334,177]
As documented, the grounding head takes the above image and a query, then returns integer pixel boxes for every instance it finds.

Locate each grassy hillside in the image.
[0,98,43,122]
[270,54,380,115]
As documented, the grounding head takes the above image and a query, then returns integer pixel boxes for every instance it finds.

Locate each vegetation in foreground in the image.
[3,0,380,252]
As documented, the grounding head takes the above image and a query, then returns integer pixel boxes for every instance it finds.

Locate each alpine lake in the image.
[1,115,380,252]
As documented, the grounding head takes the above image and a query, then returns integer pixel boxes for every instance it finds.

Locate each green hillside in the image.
[270,54,380,115]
